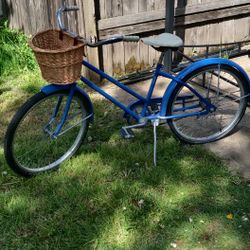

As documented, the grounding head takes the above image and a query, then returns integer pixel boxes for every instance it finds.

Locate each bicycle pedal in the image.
[120,127,135,139]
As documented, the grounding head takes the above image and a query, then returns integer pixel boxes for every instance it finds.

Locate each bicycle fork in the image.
[43,84,92,139]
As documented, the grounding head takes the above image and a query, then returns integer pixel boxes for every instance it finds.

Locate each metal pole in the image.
[164,0,175,71]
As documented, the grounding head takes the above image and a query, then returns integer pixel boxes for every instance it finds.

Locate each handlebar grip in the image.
[123,36,140,42]
[64,6,79,12]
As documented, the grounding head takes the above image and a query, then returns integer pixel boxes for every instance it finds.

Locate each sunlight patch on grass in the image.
[161,184,203,208]
[5,195,38,216]
[97,210,135,249]
[173,217,244,249]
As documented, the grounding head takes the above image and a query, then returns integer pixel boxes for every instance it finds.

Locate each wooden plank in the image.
[111,0,125,75]
[112,42,125,75]
[221,19,235,44]
[75,0,88,78]
[100,20,165,38]
[180,0,249,16]
[99,0,105,19]
[99,3,250,38]
[111,0,123,17]
[99,10,164,30]
[75,0,86,36]
[175,4,250,26]
[147,0,156,11]
[21,0,32,33]
[147,0,157,66]
[139,41,150,70]
[123,0,140,75]
[103,44,113,75]
[148,43,158,67]
[123,0,138,15]
[138,0,147,12]
[138,0,149,67]
[101,0,113,74]
[176,0,248,16]
[99,1,250,31]
[102,0,112,19]
[48,0,63,29]
[234,16,250,42]
[82,0,100,81]
[195,24,209,54]
[205,21,222,52]
[0,0,3,16]
[155,0,165,10]
[182,26,198,55]
[26,0,51,34]
[8,0,19,30]
[2,0,6,16]
[65,0,78,34]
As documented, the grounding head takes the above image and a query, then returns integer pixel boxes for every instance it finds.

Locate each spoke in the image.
[208,91,248,110]
[206,70,213,98]
[216,64,221,99]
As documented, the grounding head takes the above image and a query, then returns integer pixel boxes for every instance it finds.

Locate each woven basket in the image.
[29,29,85,84]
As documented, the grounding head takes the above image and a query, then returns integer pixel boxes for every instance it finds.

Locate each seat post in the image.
[158,52,165,65]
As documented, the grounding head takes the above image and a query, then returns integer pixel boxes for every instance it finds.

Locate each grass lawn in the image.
[0,71,250,250]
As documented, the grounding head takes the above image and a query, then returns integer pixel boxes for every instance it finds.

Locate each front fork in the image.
[43,83,77,139]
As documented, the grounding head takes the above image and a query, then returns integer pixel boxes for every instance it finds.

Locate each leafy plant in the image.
[0,20,37,77]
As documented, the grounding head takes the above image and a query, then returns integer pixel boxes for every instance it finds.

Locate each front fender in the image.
[40,84,94,121]
[160,58,250,116]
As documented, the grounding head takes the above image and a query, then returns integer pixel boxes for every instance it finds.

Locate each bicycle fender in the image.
[40,84,94,121]
[160,58,250,116]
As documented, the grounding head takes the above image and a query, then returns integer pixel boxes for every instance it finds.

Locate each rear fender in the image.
[160,58,250,116]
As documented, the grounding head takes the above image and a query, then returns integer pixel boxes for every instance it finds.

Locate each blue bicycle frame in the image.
[80,59,215,121]
[41,56,250,138]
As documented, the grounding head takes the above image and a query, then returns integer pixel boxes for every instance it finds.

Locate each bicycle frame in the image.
[42,57,250,138]
[80,59,215,123]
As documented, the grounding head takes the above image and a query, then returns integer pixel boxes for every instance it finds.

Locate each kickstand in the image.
[152,120,159,167]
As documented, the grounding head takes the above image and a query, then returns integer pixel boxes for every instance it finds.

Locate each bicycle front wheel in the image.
[4,90,90,177]
[167,64,248,144]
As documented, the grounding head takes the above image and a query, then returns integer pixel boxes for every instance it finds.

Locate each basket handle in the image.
[56,6,79,31]
[57,6,80,45]
[59,30,64,40]
[58,30,79,46]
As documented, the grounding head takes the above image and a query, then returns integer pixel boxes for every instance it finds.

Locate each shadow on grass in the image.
[0,92,250,249]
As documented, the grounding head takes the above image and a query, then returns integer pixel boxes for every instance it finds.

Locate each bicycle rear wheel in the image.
[4,90,89,177]
[167,64,248,144]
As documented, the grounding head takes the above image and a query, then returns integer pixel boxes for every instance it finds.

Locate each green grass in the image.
[0,71,250,250]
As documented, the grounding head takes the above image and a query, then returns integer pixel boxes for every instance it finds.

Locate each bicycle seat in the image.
[141,33,183,49]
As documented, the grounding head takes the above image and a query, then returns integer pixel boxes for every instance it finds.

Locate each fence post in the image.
[0,0,3,17]
[82,0,100,82]
[164,0,175,72]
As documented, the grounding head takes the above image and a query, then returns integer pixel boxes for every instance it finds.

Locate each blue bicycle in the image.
[4,6,250,177]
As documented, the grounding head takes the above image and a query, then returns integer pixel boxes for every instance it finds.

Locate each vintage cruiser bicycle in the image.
[4,6,250,177]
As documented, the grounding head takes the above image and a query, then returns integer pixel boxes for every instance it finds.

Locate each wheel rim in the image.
[12,93,87,172]
[171,66,246,142]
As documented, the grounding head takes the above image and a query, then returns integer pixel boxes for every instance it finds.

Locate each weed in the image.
[0,20,37,78]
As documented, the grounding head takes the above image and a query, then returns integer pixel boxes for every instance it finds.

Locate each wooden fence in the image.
[1,0,250,78]
[0,0,3,17]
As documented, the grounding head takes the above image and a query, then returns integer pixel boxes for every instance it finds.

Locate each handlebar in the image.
[56,6,140,47]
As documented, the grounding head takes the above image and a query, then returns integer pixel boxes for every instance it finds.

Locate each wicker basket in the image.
[29,29,85,84]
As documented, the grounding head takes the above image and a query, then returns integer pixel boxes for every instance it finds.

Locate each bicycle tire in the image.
[167,64,248,144]
[4,90,89,177]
